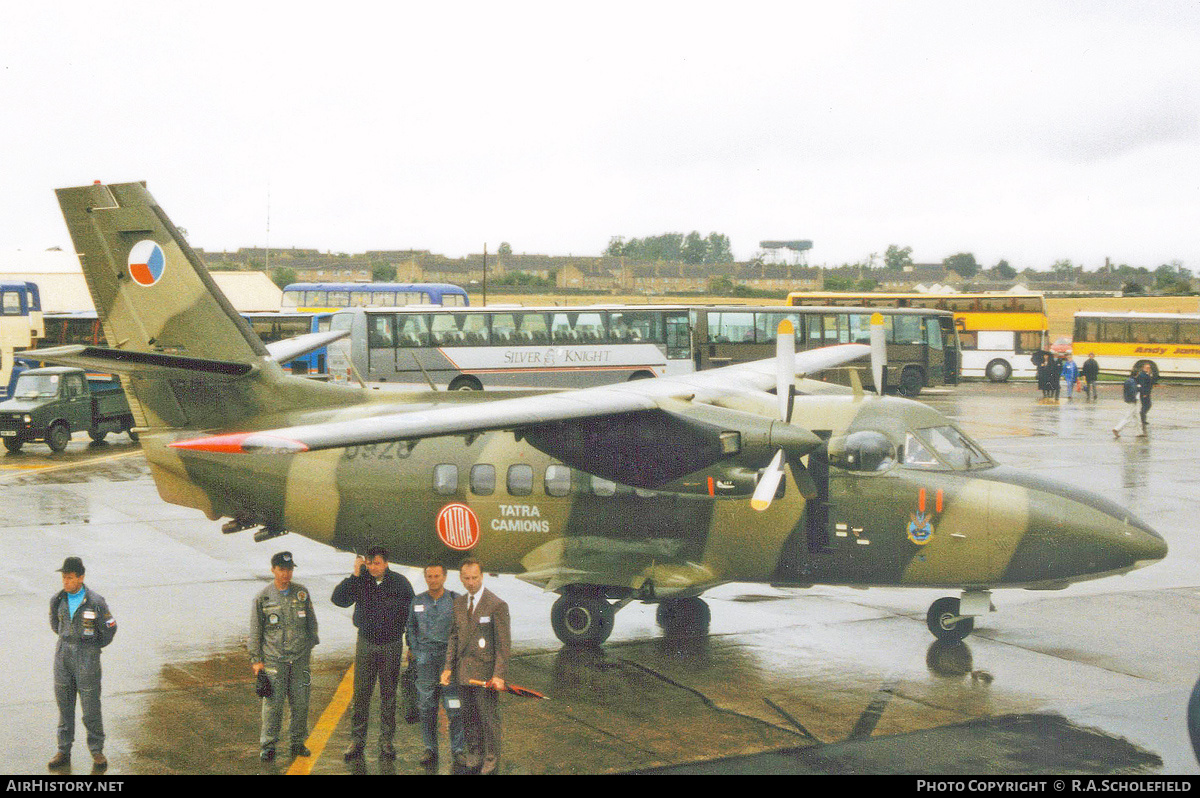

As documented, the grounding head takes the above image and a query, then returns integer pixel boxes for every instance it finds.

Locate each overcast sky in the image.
[2,1,1198,270]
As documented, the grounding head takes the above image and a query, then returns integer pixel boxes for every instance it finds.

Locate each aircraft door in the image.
[804,431,833,552]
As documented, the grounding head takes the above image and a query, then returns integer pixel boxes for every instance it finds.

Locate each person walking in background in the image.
[1135,362,1156,433]
[1061,354,1079,401]
[1113,368,1142,438]
[1081,353,1099,401]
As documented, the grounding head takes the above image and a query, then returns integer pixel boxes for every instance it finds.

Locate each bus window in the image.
[470,464,495,496]
[460,313,488,345]
[516,312,550,345]
[574,312,606,344]
[491,313,517,344]
[507,464,533,496]
[710,312,755,343]
[1016,331,1041,352]
[1130,320,1176,344]
[549,312,578,343]
[430,314,465,346]
[847,314,874,345]
[397,314,430,347]
[368,314,396,348]
[665,312,690,360]
[610,310,661,343]
[1075,318,1098,343]
[755,312,801,344]
[925,317,943,350]
[891,315,922,345]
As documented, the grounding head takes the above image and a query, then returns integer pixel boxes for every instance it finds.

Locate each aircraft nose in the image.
[987,467,1167,585]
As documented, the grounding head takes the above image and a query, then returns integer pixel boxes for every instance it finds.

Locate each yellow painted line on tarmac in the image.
[287,663,356,775]
[0,448,142,476]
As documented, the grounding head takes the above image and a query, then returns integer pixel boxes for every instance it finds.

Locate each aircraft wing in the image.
[171,343,869,457]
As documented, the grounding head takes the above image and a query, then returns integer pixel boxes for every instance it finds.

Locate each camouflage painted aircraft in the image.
[33,181,1167,646]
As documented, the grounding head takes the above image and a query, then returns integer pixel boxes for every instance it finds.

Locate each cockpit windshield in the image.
[902,425,992,471]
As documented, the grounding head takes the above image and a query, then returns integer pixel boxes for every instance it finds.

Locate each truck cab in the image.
[0,367,136,453]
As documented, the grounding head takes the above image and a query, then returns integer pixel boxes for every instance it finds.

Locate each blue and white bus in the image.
[1,281,43,399]
[282,282,469,311]
[43,309,336,376]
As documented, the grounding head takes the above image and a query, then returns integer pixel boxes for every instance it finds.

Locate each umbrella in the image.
[468,679,549,700]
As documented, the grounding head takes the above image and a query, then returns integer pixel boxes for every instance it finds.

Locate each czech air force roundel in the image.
[128,240,166,286]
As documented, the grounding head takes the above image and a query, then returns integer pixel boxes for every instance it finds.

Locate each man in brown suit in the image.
[440,559,510,774]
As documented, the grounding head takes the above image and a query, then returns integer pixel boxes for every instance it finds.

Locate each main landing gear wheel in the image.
[926,596,975,642]
[655,597,711,637]
[551,593,614,647]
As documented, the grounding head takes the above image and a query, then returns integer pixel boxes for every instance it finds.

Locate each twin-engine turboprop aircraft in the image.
[31,181,1166,646]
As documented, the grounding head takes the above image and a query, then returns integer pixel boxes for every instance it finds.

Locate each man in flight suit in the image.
[48,556,116,771]
[441,559,511,775]
[250,551,319,762]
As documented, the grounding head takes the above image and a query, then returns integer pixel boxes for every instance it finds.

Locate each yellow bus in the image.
[1072,311,1200,379]
[786,291,1048,382]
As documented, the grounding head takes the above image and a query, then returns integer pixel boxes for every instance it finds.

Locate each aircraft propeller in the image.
[751,315,886,511]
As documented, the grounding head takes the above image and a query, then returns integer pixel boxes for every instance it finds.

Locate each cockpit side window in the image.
[902,432,941,469]
[902,426,992,471]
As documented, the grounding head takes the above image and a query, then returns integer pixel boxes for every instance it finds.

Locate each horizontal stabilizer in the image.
[25,344,255,381]
[265,329,349,365]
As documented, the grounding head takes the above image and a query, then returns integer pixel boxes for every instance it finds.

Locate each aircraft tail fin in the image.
[54,181,361,430]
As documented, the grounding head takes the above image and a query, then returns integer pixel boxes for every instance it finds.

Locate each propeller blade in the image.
[870,312,887,395]
[752,449,787,511]
[788,457,820,500]
[776,319,796,422]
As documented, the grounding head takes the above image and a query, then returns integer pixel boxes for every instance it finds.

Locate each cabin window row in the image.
[432,463,647,498]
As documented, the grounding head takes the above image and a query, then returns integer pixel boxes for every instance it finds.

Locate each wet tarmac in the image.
[1,381,1198,775]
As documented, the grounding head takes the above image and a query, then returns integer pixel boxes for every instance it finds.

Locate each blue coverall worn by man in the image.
[406,563,465,767]
[49,556,117,771]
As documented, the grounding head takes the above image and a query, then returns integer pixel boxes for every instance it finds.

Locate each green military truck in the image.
[0,367,137,453]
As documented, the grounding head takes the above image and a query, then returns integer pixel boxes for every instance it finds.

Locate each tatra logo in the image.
[128,240,166,286]
[437,503,480,550]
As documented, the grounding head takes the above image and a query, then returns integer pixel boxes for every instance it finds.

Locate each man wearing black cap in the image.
[331,546,414,761]
[249,551,319,762]
[49,556,117,771]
